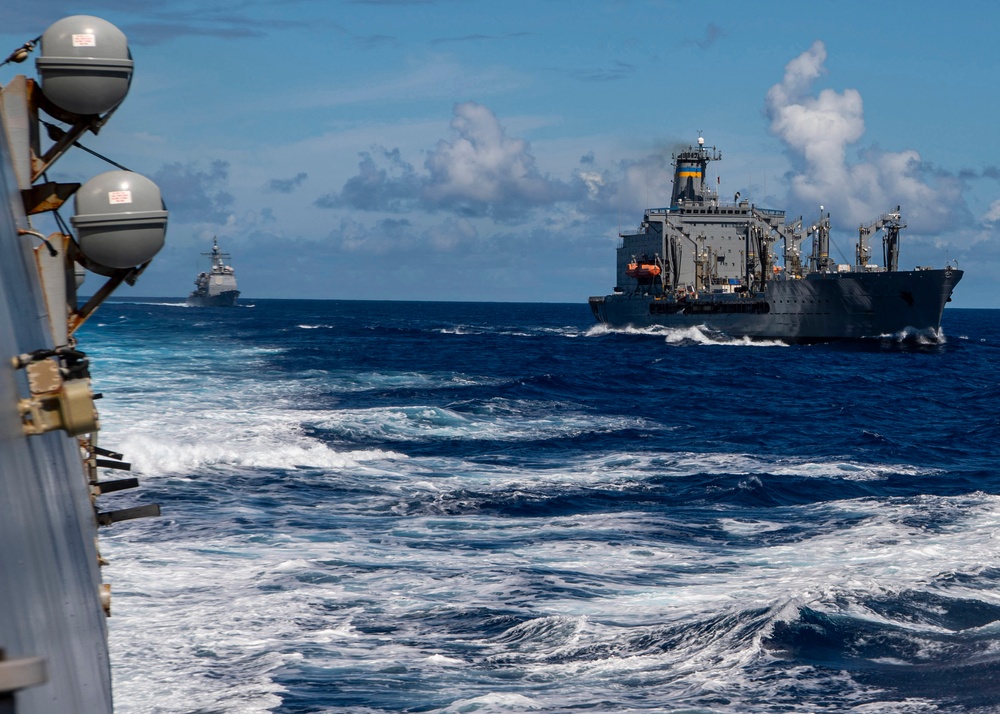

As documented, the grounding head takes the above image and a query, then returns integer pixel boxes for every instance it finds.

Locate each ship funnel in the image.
[35,15,132,116]
[670,139,719,209]
[71,170,168,276]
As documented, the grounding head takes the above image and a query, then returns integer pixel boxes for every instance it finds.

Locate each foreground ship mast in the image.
[589,136,962,341]
[0,16,167,713]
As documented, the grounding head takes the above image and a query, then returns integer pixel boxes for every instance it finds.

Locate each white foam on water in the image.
[115,300,191,308]
[717,517,788,536]
[302,404,653,445]
[522,494,1000,623]
[119,431,404,476]
[662,325,789,348]
[107,538,295,713]
[585,322,789,347]
[90,350,657,466]
[432,693,544,712]
[584,322,665,338]
[319,370,504,394]
[106,481,1000,712]
[90,328,989,711]
[533,325,588,338]
[575,450,938,484]
[424,654,465,666]
[877,326,945,344]
[477,494,1000,710]
[437,325,584,339]
[93,387,409,476]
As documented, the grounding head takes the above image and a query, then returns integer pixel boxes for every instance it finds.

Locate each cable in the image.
[70,140,131,172]
[41,120,133,172]
[17,228,58,257]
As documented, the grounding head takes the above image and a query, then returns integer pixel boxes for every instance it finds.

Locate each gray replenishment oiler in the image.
[1,15,167,713]
[187,236,239,307]
[589,137,963,341]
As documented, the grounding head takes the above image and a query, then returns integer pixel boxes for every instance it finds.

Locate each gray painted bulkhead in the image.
[0,100,113,714]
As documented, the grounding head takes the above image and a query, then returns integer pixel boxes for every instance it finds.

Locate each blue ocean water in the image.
[78,301,1000,713]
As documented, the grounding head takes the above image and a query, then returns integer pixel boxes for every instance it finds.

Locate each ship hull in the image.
[187,289,239,307]
[590,268,963,342]
[0,81,113,712]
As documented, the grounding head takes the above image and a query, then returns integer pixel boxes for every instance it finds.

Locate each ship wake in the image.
[876,326,946,345]
[587,322,789,347]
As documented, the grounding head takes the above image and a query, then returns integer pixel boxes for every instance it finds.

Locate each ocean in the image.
[78,300,1000,713]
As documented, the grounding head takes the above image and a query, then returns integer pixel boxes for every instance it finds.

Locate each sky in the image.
[4,0,1000,306]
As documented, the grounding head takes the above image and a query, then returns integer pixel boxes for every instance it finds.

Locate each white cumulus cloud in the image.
[424,102,561,208]
[766,41,963,233]
[984,199,1000,224]
[321,102,574,223]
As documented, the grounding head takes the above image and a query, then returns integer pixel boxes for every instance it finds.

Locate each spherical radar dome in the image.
[71,171,168,273]
[36,15,133,116]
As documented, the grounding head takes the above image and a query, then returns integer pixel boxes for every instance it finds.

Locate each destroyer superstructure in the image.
[1,15,167,713]
[589,137,962,341]
[188,236,239,307]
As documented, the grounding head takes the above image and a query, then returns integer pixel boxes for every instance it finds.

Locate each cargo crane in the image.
[858,207,905,273]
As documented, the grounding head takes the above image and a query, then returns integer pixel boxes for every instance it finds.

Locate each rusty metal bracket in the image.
[13,357,99,437]
[20,180,80,215]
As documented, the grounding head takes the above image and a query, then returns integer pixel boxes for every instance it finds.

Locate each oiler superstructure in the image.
[0,16,167,713]
[589,137,962,341]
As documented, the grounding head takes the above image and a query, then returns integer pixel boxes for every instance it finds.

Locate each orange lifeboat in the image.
[626,262,661,279]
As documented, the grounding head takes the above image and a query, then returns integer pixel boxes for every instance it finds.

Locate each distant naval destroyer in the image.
[589,137,962,341]
[1,15,166,713]
[187,236,239,306]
